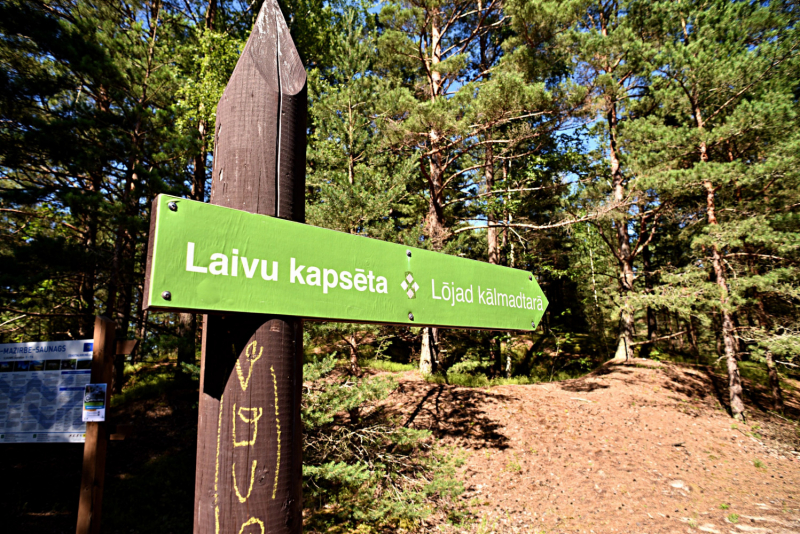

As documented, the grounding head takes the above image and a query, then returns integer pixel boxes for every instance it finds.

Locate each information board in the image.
[0,339,93,443]
[144,195,549,331]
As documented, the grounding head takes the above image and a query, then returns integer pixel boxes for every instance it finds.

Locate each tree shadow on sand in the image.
[563,359,800,422]
[555,362,623,393]
[390,380,511,450]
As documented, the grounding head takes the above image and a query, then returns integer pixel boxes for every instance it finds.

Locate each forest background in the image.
[1,0,800,528]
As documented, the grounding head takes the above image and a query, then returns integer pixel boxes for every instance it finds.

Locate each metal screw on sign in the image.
[408,312,414,321]
[531,321,536,328]
[529,275,532,281]
[168,201,178,212]
[161,291,171,301]
[406,250,412,257]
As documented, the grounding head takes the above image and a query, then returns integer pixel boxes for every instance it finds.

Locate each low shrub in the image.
[303,354,464,532]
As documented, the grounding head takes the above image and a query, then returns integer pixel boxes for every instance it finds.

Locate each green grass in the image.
[112,366,185,407]
[719,503,730,510]
[425,372,544,387]
[361,359,417,372]
[727,513,739,523]
[426,372,492,387]
[448,360,493,375]
[422,362,590,388]
[505,455,522,473]
[753,459,766,469]
[493,376,542,386]
[731,361,797,391]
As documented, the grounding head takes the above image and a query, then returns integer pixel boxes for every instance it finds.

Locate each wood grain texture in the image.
[116,339,138,355]
[76,316,116,534]
[210,0,306,221]
[142,196,159,311]
[195,315,303,534]
[195,1,307,533]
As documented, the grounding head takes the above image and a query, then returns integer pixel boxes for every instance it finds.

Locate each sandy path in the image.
[387,359,800,534]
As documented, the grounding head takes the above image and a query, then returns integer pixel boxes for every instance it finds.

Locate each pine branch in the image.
[453,202,627,234]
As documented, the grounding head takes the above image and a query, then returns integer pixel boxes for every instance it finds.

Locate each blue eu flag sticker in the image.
[83,343,93,352]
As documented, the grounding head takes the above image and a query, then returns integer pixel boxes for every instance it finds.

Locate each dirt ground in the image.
[387,359,800,534]
[3,358,799,533]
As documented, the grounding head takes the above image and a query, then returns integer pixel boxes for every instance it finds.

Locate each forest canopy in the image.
[1,0,799,421]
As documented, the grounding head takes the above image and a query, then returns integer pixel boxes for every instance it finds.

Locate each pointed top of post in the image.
[233,0,306,96]
[211,0,307,220]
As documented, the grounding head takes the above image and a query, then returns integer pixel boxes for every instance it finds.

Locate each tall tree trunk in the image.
[697,111,745,418]
[594,12,635,361]
[136,308,148,358]
[422,12,446,248]
[691,81,746,417]
[483,142,505,374]
[765,352,785,413]
[114,235,136,391]
[177,313,198,365]
[640,241,657,358]
[486,143,499,265]
[178,120,207,373]
[347,333,360,376]
[108,1,161,392]
[178,0,216,377]
[504,339,511,378]
[419,12,445,374]
[501,160,509,265]
[419,327,438,376]
[608,98,634,361]
[78,173,101,338]
[107,163,137,393]
[752,285,784,412]
[688,313,699,360]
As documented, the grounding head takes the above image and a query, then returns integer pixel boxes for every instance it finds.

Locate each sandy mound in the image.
[388,359,800,534]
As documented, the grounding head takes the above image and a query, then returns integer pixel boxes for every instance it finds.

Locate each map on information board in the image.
[0,339,93,443]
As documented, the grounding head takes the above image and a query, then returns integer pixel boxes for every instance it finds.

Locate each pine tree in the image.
[305,6,415,373]
[0,0,186,349]
[624,0,800,419]
[378,0,506,373]
[561,0,658,361]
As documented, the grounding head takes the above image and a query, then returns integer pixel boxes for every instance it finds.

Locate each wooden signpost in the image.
[179,2,307,533]
[76,317,137,534]
[76,317,115,534]
[142,1,548,533]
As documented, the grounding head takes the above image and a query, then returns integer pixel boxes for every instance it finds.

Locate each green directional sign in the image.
[144,195,549,330]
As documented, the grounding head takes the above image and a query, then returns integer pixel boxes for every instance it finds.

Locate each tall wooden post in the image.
[76,316,116,534]
[193,2,307,533]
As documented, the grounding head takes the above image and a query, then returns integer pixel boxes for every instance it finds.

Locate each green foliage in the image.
[180,361,202,380]
[0,0,189,340]
[306,6,413,241]
[302,354,464,531]
[735,361,797,392]
[174,26,244,144]
[362,359,417,373]
[112,359,191,407]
